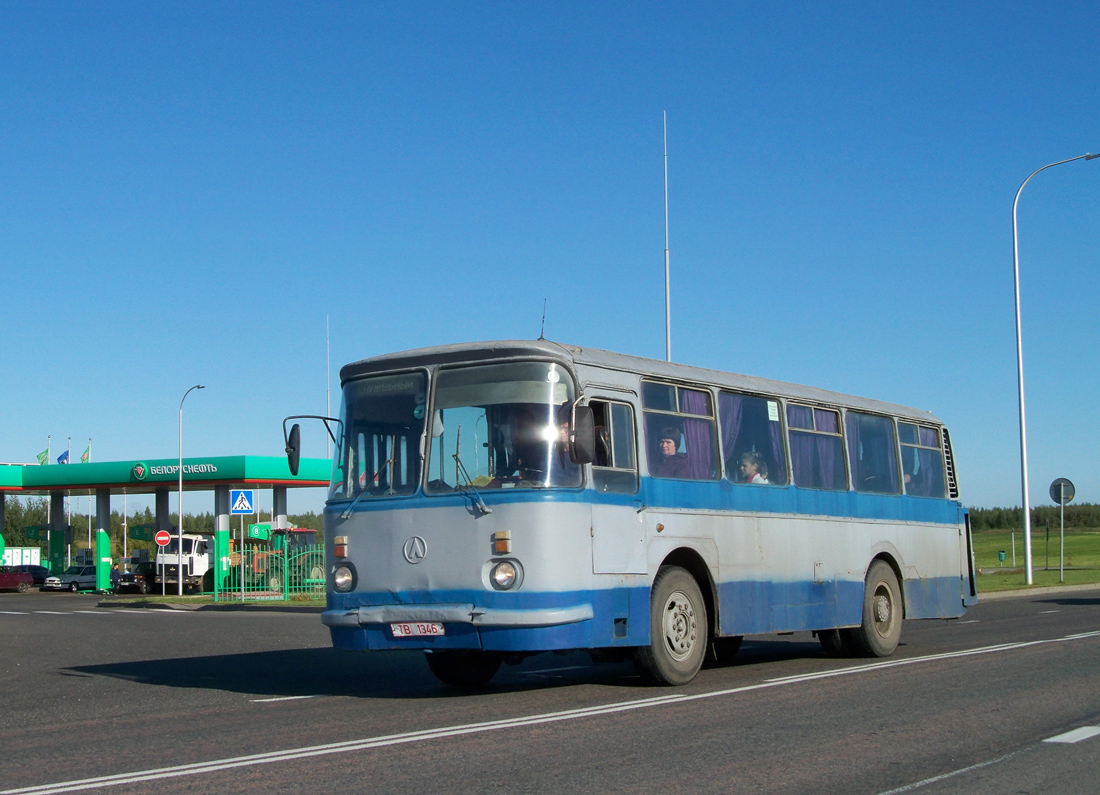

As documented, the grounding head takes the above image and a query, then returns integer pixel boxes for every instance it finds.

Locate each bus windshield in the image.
[331,372,428,500]
[426,361,581,491]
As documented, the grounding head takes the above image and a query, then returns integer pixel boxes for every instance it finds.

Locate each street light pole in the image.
[1013,152,1097,585]
[178,384,205,596]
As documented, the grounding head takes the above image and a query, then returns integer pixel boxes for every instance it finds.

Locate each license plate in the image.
[391,622,445,637]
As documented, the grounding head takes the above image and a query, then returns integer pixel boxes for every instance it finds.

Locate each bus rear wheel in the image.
[847,560,902,657]
[425,651,502,688]
[633,566,708,685]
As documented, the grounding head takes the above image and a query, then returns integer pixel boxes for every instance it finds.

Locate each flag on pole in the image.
[37,449,48,465]
[81,446,90,463]
[57,450,69,464]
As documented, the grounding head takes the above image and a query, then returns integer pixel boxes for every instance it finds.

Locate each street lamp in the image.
[178,384,205,596]
[1013,152,1096,585]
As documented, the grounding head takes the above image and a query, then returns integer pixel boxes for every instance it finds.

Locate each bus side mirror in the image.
[570,405,596,465]
[286,423,301,476]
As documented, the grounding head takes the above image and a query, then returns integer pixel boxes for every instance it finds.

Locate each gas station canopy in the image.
[1,455,330,495]
[0,455,331,587]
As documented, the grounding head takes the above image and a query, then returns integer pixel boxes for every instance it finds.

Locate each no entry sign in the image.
[155,530,172,547]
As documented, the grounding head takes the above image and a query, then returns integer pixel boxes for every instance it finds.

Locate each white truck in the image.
[155,533,215,594]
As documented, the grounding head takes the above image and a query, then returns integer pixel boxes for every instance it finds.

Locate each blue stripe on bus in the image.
[327,574,964,653]
[328,478,962,525]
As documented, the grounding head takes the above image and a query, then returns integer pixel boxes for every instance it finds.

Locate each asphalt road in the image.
[1,588,1098,794]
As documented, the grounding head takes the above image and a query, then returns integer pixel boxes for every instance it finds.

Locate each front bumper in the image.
[322,602,594,628]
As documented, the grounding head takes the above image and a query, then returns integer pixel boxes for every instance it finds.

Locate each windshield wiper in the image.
[452,452,492,515]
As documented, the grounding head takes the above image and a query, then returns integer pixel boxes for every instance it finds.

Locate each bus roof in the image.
[340,340,944,426]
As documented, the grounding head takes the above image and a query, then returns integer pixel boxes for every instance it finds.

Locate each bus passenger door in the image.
[589,399,647,574]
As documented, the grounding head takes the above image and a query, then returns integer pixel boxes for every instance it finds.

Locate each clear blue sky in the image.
[2,1,1098,515]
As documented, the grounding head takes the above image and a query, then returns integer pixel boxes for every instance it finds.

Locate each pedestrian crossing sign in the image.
[230,489,255,515]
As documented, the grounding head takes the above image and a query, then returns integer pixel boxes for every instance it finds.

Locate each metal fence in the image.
[214,544,326,602]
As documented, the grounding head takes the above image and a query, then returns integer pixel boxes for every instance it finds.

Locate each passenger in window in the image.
[651,427,691,478]
[739,451,770,484]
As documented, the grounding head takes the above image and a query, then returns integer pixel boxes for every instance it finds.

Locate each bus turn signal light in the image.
[334,536,348,558]
[493,531,511,554]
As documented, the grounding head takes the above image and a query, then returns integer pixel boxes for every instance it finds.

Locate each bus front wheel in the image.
[847,560,902,657]
[634,566,708,685]
[425,651,501,688]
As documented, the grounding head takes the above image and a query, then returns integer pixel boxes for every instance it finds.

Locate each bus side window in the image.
[899,422,946,498]
[787,405,847,490]
[844,411,900,494]
[590,400,638,493]
[718,391,788,485]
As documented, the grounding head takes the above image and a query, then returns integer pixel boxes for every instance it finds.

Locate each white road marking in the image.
[1040,610,1061,614]
[34,611,69,615]
[957,619,979,624]
[1044,726,1100,744]
[876,748,1030,794]
[0,611,29,615]
[5,629,1100,795]
[885,724,1100,793]
[72,611,109,615]
[250,695,330,703]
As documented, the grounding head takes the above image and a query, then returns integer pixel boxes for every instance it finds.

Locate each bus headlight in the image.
[333,564,356,592]
[491,560,519,590]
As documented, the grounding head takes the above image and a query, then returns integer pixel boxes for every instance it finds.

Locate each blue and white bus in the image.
[288,340,976,686]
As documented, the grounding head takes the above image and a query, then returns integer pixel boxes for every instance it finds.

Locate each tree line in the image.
[1,496,324,558]
[968,503,1100,531]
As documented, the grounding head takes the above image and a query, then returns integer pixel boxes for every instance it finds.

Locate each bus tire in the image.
[850,560,902,657]
[634,566,708,685]
[425,651,501,688]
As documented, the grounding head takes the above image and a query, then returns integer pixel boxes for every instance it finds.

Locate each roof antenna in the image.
[538,298,547,340]
[663,110,672,362]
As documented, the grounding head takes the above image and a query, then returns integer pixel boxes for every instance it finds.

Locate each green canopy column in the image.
[213,485,230,597]
[96,489,112,590]
[96,529,111,590]
[49,492,65,574]
[0,493,6,539]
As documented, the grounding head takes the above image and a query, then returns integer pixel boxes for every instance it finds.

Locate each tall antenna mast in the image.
[539,298,547,340]
[326,315,331,457]
[663,111,672,362]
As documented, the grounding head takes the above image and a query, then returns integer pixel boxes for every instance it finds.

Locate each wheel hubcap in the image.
[872,584,894,636]
[662,590,698,662]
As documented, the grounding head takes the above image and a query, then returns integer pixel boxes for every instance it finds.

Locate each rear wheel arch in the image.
[867,553,905,620]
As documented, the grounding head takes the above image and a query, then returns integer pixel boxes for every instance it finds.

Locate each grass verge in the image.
[972,527,1100,592]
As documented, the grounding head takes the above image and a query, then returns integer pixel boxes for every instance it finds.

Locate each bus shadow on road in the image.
[1038,596,1100,607]
[66,636,836,699]
[67,648,446,700]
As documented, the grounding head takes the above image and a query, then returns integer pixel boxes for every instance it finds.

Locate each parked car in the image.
[115,562,157,594]
[41,566,97,592]
[0,567,34,593]
[12,564,50,586]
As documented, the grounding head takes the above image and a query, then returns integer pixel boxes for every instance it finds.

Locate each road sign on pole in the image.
[129,524,156,542]
[230,490,254,515]
[1050,478,1074,583]
[155,530,172,547]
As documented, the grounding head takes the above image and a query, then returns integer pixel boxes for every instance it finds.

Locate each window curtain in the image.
[768,416,786,484]
[681,390,716,480]
[718,392,744,470]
